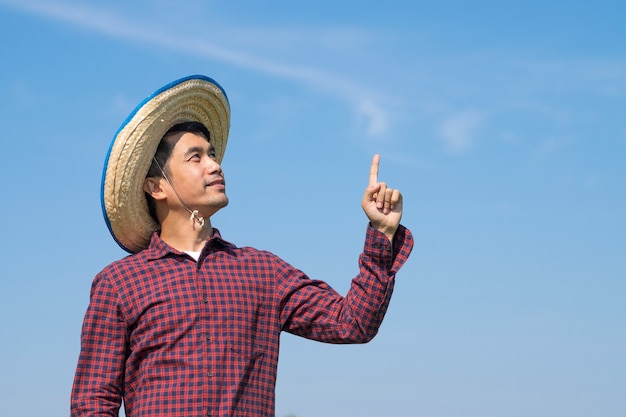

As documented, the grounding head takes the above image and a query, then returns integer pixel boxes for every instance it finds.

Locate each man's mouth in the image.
[206,178,225,187]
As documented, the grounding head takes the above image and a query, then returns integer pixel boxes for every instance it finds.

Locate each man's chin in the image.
[207,196,229,214]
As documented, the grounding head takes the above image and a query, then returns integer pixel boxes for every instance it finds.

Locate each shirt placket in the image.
[196,247,219,417]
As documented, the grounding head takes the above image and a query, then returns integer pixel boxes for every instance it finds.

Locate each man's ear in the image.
[143,177,167,201]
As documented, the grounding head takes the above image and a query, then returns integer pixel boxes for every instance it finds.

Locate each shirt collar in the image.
[143,228,236,261]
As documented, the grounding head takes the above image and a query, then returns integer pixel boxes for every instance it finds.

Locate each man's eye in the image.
[189,154,201,161]
[208,152,217,160]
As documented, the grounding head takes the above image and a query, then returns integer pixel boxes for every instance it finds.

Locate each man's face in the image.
[163,132,229,217]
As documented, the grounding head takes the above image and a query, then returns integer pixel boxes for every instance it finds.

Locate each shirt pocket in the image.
[226,299,267,359]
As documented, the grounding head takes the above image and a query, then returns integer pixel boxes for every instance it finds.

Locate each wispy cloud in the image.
[10,81,39,106]
[533,136,571,160]
[1,0,391,138]
[438,110,486,153]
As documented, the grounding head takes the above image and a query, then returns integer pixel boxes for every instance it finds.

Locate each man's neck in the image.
[159,215,214,252]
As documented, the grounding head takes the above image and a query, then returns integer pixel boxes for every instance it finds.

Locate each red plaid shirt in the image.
[71,225,413,417]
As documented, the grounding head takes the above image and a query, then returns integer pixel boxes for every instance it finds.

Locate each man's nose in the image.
[205,158,222,174]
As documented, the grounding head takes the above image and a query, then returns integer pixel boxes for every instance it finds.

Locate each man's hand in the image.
[361,154,403,242]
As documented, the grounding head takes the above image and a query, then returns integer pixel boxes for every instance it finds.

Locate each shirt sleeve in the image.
[71,273,128,417]
[278,224,414,343]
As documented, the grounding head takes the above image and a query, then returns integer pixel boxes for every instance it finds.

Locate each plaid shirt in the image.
[71,225,413,417]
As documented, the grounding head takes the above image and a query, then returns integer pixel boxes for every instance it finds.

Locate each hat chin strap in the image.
[153,158,205,228]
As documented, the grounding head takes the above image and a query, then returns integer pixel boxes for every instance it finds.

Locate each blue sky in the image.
[1,1,624,416]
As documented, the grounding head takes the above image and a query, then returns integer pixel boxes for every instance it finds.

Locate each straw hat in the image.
[101,75,230,253]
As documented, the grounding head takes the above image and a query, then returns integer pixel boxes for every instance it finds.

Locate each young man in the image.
[71,75,413,417]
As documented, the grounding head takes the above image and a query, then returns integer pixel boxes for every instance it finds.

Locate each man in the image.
[71,75,413,417]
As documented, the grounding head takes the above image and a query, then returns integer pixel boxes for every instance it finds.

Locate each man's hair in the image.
[145,121,212,223]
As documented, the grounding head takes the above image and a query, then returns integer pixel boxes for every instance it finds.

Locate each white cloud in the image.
[357,98,389,137]
[10,81,38,106]
[1,0,391,138]
[439,110,485,153]
[534,136,571,160]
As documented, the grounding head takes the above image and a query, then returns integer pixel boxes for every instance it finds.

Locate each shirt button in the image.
[207,371,213,377]
[206,410,212,416]
[205,334,211,341]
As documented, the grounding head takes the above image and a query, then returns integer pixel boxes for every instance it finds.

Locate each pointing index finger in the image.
[369,154,380,186]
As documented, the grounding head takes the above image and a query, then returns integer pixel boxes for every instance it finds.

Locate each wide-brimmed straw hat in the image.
[101,75,230,253]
